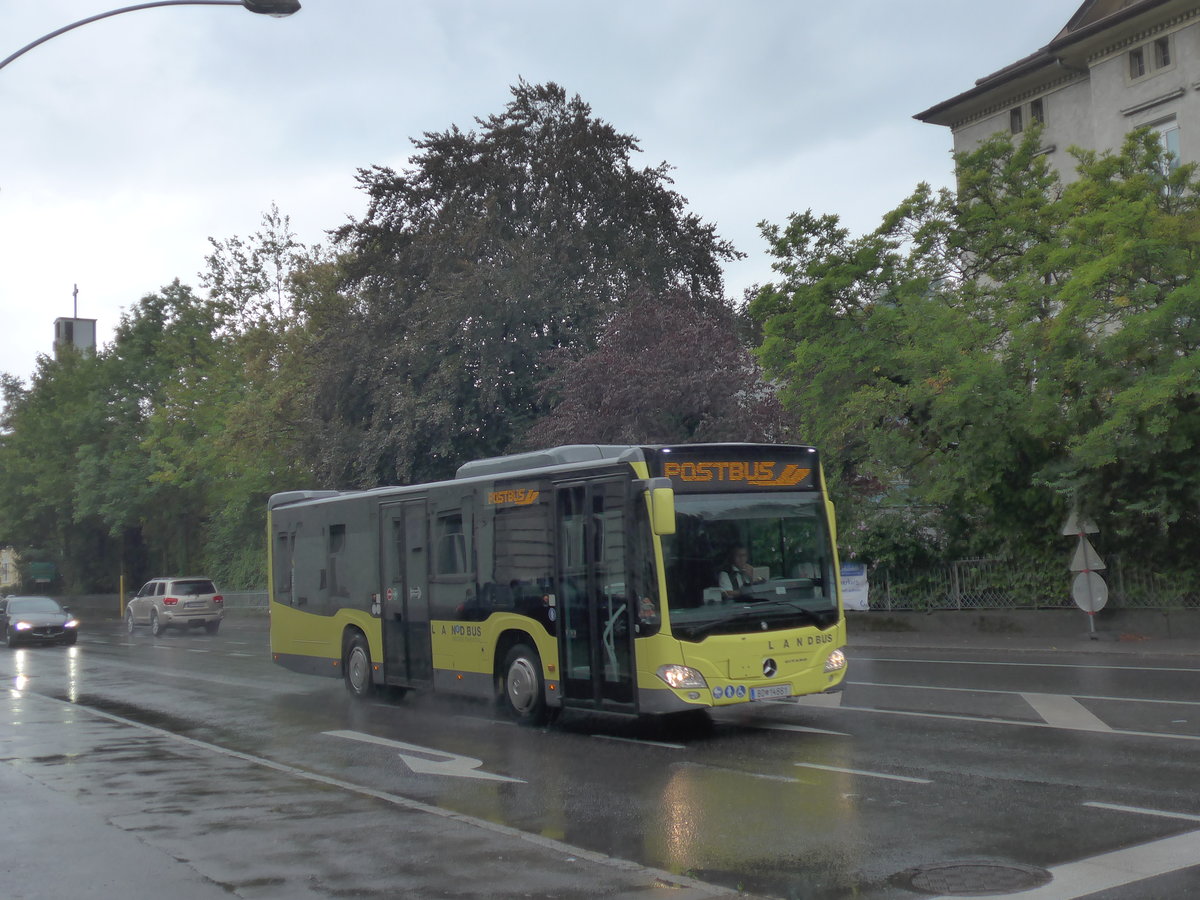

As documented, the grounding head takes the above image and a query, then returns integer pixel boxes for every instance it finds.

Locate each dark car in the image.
[0,595,80,647]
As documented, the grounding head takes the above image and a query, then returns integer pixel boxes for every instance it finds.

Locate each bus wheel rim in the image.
[507,657,537,713]
[349,647,368,692]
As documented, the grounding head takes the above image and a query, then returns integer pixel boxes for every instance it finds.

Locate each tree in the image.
[199,208,327,584]
[751,127,1200,568]
[526,288,787,446]
[0,352,116,590]
[308,80,741,487]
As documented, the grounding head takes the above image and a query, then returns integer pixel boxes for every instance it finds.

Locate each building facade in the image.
[53,316,96,358]
[916,0,1200,179]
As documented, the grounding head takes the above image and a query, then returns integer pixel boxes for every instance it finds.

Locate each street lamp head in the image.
[242,0,301,16]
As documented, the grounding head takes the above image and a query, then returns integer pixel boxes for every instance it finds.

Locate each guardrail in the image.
[868,559,1200,610]
[51,591,269,621]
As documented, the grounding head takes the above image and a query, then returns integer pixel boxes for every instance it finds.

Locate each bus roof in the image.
[268,443,822,510]
[454,444,642,480]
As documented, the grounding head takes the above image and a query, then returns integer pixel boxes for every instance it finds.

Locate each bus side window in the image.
[488,488,555,633]
[435,513,467,575]
[328,524,349,598]
[275,531,296,605]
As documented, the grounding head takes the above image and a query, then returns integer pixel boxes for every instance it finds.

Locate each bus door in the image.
[379,499,433,687]
[555,480,635,710]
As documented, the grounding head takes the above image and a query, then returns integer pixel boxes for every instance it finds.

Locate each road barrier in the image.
[49,591,269,622]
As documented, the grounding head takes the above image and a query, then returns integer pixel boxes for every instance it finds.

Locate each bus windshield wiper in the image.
[679,604,825,640]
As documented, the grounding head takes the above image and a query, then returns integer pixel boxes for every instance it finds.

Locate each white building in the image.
[0,547,19,591]
[53,316,97,358]
[916,0,1200,179]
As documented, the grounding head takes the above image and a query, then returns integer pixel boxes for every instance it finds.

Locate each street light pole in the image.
[0,1,300,73]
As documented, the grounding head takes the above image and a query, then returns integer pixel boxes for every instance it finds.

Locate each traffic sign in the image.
[1072,571,1108,613]
[1061,512,1099,536]
[1070,537,1106,572]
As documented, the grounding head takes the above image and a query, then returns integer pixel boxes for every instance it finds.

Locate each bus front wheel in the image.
[344,632,375,699]
[502,644,549,725]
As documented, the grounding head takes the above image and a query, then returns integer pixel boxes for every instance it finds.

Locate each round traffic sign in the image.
[1072,571,1108,613]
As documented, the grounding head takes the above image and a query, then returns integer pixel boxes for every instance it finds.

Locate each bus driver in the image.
[718,545,765,597]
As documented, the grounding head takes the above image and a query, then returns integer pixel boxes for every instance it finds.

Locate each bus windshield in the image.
[661,493,839,641]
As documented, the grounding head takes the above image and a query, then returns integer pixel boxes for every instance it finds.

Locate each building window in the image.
[1154,36,1171,69]
[1129,36,1174,80]
[1129,46,1146,79]
[1030,98,1045,125]
[1154,119,1181,174]
[1010,106,1023,134]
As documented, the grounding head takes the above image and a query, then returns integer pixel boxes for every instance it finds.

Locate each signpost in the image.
[1062,512,1105,637]
[839,561,870,611]
[29,561,55,585]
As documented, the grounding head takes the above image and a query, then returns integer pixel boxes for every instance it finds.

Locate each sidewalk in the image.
[846,607,1200,657]
[1,687,741,900]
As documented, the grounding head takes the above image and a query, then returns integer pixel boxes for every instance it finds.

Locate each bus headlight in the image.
[823,649,846,673]
[657,664,708,690]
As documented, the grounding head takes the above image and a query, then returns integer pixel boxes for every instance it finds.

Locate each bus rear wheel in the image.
[502,643,549,725]
[344,632,375,699]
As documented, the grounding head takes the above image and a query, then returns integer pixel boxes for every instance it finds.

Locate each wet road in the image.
[3,619,1200,898]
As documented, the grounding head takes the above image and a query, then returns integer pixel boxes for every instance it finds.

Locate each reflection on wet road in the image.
[4,622,1200,898]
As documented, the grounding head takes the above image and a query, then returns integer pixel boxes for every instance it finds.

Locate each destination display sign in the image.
[486,486,541,507]
[646,445,819,493]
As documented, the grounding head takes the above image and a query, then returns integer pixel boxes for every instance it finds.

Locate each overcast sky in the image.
[0,0,1081,383]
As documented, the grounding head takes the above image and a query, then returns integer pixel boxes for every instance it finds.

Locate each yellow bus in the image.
[268,444,847,723]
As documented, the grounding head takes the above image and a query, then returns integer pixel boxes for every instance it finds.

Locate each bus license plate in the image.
[751,684,791,701]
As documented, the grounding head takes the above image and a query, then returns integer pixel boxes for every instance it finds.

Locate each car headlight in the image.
[657,664,708,690]
[64,619,80,629]
[824,648,847,673]
[14,621,33,631]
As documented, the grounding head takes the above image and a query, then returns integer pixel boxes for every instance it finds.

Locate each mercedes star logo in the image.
[762,658,778,678]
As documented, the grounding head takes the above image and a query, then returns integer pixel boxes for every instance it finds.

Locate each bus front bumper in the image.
[637,680,844,715]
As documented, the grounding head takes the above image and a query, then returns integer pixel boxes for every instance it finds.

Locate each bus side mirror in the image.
[646,477,676,535]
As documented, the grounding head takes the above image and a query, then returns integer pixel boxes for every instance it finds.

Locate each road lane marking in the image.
[937,829,1200,900]
[836,704,1200,741]
[1085,801,1200,823]
[852,656,1200,674]
[853,679,1200,707]
[1021,693,1112,732]
[760,723,852,737]
[324,729,524,782]
[592,734,686,750]
[794,762,932,784]
[680,761,803,784]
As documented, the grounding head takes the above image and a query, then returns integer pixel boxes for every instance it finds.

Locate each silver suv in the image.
[126,577,224,636]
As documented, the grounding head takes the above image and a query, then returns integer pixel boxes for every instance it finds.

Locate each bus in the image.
[268,443,847,723]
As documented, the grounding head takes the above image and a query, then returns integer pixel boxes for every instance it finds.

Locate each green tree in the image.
[0,352,116,590]
[0,208,325,591]
[310,80,741,487]
[70,281,223,582]
[198,208,327,585]
[752,127,1200,568]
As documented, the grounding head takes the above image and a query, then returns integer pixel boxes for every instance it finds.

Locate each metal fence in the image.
[867,558,1199,611]
[221,591,269,611]
[57,591,269,620]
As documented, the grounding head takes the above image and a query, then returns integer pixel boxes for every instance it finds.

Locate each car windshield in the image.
[660,493,839,641]
[174,580,215,596]
[8,597,63,615]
